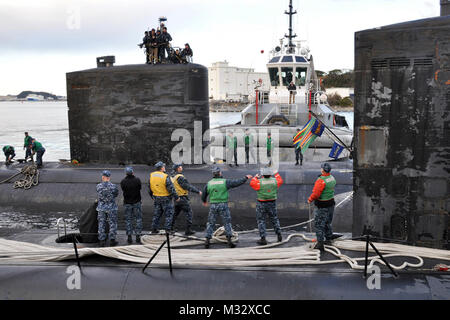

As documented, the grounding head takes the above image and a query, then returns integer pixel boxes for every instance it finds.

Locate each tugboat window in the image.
[295,67,307,86]
[281,67,294,86]
[268,67,280,86]
[269,57,281,63]
[281,56,293,62]
[295,56,307,63]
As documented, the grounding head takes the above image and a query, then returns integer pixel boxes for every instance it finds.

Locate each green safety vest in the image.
[257,177,278,201]
[227,136,237,150]
[267,137,272,151]
[207,178,229,203]
[32,141,43,152]
[3,145,13,153]
[318,175,336,201]
[24,136,32,147]
[244,135,252,146]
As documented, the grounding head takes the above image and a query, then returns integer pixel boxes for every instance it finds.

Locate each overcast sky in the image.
[0,0,440,96]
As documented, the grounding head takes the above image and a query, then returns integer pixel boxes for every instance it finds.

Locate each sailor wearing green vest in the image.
[307,163,341,252]
[2,145,16,164]
[201,167,252,248]
[170,163,202,235]
[226,131,238,167]
[250,167,284,245]
[24,132,33,161]
[31,139,45,168]
[149,161,180,233]
[266,132,273,164]
[244,129,255,164]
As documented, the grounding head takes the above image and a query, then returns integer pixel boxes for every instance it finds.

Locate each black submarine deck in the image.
[0,228,449,300]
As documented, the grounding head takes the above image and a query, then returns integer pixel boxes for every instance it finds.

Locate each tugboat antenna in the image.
[284,0,297,53]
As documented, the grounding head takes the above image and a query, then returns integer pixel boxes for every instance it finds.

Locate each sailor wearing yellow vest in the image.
[170,164,202,235]
[149,161,180,233]
[201,167,252,248]
[308,163,342,252]
[250,167,284,245]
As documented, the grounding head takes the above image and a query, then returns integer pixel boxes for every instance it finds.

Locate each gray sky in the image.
[0,0,440,96]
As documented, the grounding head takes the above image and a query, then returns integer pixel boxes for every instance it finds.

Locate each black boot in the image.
[205,238,210,249]
[315,241,325,252]
[110,239,118,247]
[227,236,236,248]
[127,235,132,244]
[295,161,299,166]
[99,240,106,247]
[277,233,282,242]
[329,233,343,240]
[136,235,141,244]
[257,237,267,245]
[185,227,195,236]
[151,229,159,234]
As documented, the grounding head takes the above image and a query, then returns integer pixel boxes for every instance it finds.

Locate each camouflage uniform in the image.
[152,196,175,231]
[124,202,143,236]
[314,206,334,242]
[205,203,233,239]
[96,181,119,241]
[149,171,179,231]
[256,201,281,238]
[172,175,201,230]
[202,176,248,239]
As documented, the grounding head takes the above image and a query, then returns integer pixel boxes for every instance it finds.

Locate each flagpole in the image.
[309,110,352,152]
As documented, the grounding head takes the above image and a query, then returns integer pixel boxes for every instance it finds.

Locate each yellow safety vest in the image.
[150,171,170,197]
[171,174,188,196]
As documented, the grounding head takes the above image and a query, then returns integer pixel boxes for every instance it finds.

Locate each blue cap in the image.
[172,163,182,171]
[102,170,111,177]
[125,167,133,175]
[212,167,221,174]
[321,163,331,173]
[155,161,165,169]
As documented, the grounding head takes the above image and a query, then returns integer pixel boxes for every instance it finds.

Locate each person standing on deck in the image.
[149,161,179,233]
[23,132,33,161]
[96,170,119,247]
[307,163,341,252]
[31,139,45,168]
[170,164,202,235]
[120,166,143,244]
[201,167,252,249]
[250,167,284,245]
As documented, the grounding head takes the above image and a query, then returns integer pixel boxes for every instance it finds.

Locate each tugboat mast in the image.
[284,0,297,53]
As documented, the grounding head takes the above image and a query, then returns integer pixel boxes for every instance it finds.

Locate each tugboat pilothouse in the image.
[210,0,353,164]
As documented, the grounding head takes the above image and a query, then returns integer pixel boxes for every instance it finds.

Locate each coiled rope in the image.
[0,231,449,270]
[12,164,39,190]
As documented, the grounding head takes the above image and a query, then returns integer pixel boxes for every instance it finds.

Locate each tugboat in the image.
[210,0,353,163]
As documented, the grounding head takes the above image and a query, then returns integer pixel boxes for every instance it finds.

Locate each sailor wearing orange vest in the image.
[308,163,342,252]
[170,163,202,235]
[149,161,179,233]
[250,167,284,245]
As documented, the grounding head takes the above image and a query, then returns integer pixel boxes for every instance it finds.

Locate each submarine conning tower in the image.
[353,6,450,249]
[66,59,209,165]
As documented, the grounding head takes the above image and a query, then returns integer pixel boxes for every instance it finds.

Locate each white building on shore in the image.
[208,61,270,102]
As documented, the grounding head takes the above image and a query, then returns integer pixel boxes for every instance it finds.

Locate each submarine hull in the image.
[0,162,353,232]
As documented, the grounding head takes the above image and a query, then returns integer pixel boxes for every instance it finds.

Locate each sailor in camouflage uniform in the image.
[170,164,202,235]
[249,167,284,245]
[96,170,119,247]
[149,161,180,233]
[308,163,342,253]
[201,167,252,248]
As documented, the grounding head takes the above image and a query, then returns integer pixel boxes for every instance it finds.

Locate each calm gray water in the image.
[0,101,353,161]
